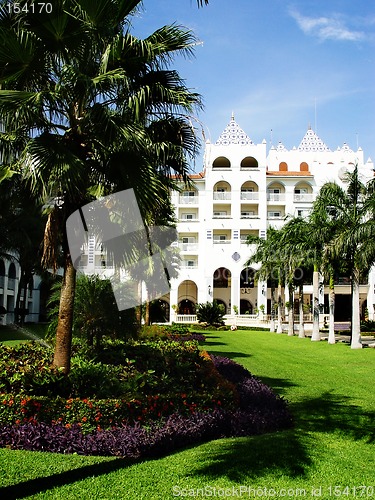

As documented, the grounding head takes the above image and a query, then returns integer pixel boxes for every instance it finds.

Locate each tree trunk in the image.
[351,270,362,349]
[328,273,336,344]
[288,285,294,336]
[136,280,143,328]
[269,286,275,332]
[311,268,321,341]
[298,283,305,338]
[14,268,26,325]
[277,281,283,333]
[53,254,76,374]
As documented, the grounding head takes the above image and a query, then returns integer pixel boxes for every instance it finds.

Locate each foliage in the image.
[195,301,226,326]
[48,275,138,348]
[0,353,292,456]
[360,320,375,332]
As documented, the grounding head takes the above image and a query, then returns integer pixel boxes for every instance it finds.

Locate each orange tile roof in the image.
[266,171,313,176]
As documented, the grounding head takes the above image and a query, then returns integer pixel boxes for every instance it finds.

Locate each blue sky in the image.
[131,0,375,172]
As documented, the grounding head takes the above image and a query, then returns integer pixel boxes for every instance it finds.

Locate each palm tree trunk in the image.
[311,268,321,341]
[269,286,275,332]
[298,283,305,338]
[351,269,362,349]
[277,281,283,333]
[53,254,76,374]
[288,285,294,336]
[136,280,143,327]
[328,273,336,344]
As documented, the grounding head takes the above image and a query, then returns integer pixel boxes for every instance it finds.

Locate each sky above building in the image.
[131,0,375,172]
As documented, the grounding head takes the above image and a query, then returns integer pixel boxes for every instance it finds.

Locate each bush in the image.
[195,301,225,326]
[361,320,375,333]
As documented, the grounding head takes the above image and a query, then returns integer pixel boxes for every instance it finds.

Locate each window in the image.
[241,211,255,218]
[268,211,281,218]
[182,191,195,197]
[182,213,194,220]
[214,235,227,241]
[213,211,227,217]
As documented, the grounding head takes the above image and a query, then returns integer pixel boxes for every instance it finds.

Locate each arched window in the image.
[300,162,309,171]
[240,156,258,168]
[279,162,288,171]
[212,156,231,169]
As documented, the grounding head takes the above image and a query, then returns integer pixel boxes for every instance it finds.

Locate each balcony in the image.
[213,192,231,201]
[178,243,199,252]
[179,217,199,222]
[293,193,314,203]
[267,193,286,202]
[240,192,259,201]
[212,214,232,219]
[178,195,199,205]
[213,239,232,244]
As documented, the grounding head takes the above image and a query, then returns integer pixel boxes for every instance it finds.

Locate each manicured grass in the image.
[0,330,374,499]
[0,323,48,346]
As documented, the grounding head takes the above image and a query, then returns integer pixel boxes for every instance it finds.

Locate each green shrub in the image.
[164,323,190,335]
[138,325,169,340]
[360,320,375,333]
[195,301,225,326]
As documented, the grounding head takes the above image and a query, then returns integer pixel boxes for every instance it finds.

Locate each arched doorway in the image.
[213,268,231,311]
[177,280,197,314]
[240,299,253,314]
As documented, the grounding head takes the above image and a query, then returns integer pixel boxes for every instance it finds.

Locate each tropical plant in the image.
[246,228,285,333]
[47,274,137,349]
[311,166,375,348]
[195,300,225,326]
[0,1,202,372]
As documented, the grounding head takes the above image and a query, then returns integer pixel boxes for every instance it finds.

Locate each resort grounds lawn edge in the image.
[0,329,374,499]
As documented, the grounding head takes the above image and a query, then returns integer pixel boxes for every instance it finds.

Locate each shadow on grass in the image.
[0,457,136,500]
[190,429,312,482]
[292,391,375,443]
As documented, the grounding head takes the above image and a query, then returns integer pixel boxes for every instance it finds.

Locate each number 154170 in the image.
[6,3,53,14]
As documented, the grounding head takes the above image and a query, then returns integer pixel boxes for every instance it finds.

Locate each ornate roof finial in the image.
[231,111,235,121]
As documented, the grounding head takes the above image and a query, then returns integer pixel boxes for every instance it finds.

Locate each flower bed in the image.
[0,355,293,457]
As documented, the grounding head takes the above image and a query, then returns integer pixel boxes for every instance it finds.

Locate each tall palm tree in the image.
[0,1,202,372]
[312,166,375,349]
[246,227,285,333]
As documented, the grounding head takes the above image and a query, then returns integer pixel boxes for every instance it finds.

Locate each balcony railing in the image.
[213,239,231,244]
[240,192,259,201]
[178,243,198,252]
[267,193,285,202]
[213,192,231,200]
[179,217,199,222]
[212,214,232,219]
[293,194,314,203]
[178,195,198,205]
[180,265,198,270]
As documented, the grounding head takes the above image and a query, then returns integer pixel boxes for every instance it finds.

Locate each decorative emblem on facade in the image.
[216,116,253,146]
[232,252,241,262]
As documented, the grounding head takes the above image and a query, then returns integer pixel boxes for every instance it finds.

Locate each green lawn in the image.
[0,324,48,346]
[0,330,374,499]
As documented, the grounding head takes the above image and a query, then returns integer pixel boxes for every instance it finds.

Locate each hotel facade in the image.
[3,116,373,327]
[167,116,375,324]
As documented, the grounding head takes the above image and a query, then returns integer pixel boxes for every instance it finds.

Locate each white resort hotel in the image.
[1,116,374,327]
[167,116,375,326]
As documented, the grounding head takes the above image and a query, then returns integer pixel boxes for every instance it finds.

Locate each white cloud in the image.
[289,9,365,42]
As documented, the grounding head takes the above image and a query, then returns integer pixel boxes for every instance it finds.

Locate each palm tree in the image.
[312,166,375,349]
[246,227,285,333]
[0,1,202,373]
